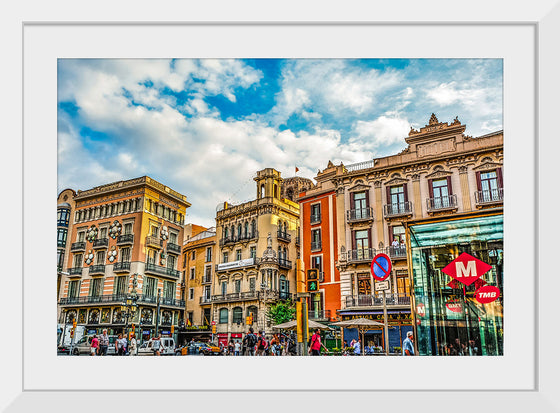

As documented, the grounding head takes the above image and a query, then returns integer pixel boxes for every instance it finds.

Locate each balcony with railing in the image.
[68,267,83,276]
[201,274,212,284]
[277,231,291,243]
[138,295,185,308]
[88,264,105,275]
[383,201,413,218]
[199,296,212,305]
[386,246,407,260]
[347,207,374,223]
[70,242,86,252]
[112,261,131,273]
[59,293,128,306]
[92,238,109,249]
[145,262,181,279]
[166,242,181,254]
[345,293,411,308]
[145,235,162,248]
[310,214,321,224]
[117,234,134,245]
[219,231,259,247]
[311,241,322,251]
[278,257,292,270]
[308,309,331,320]
[426,194,458,212]
[347,248,375,263]
[475,188,503,205]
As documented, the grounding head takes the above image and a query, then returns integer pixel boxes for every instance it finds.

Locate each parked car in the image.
[175,341,222,356]
[137,337,176,356]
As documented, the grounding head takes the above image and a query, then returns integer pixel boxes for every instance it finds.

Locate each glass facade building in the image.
[408,213,503,356]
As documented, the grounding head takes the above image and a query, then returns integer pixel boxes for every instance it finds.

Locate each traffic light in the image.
[212,325,217,334]
[72,319,77,329]
[246,316,253,325]
[306,269,319,292]
[171,325,175,334]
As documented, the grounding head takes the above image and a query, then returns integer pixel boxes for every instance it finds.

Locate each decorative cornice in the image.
[472,161,503,172]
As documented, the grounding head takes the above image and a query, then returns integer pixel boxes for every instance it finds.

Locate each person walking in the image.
[243,328,257,356]
[152,334,162,356]
[308,329,328,356]
[256,331,267,356]
[99,329,109,356]
[234,340,241,356]
[402,331,415,356]
[116,333,127,356]
[90,334,99,356]
[129,335,137,356]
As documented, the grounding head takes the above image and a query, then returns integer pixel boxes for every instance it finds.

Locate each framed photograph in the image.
[6,0,557,411]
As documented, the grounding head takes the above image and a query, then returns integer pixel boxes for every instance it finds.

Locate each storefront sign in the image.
[217,258,255,271]
[475,285,501,304]
[445,299,463,313]
[442,252,492,286]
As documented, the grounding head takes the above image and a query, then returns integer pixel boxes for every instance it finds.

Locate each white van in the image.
[137,337,175,356]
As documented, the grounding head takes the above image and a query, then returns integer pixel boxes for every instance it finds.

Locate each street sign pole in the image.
[383,289,389,355]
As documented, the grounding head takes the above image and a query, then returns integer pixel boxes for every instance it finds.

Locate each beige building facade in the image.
[210,168,308,346]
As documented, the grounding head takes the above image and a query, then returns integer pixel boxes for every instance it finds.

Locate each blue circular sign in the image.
[371,253,392,281]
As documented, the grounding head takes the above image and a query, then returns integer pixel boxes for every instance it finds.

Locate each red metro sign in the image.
[441,252,493,287]
[475,285,501,304]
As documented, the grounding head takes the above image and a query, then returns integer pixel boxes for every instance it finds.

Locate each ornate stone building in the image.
[210,168,305,347]
[57,176,190,342]
[57,189,76,303]
[299,114,503,353]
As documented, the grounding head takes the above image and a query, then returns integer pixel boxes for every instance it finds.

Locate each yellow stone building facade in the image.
[57,176,190,342]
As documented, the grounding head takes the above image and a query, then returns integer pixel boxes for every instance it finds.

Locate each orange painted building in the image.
[298,161,341,322]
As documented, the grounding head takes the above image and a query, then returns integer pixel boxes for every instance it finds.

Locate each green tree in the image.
[266,300,296,325]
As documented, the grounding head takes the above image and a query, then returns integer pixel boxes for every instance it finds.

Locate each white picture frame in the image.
[4,0,557,410]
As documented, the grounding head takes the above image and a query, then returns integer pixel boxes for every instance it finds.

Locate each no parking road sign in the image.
[371,253,392,281]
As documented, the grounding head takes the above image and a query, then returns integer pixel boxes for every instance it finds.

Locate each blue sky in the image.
[57,58,503,228]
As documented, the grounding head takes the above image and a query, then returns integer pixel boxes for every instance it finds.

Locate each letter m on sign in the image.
[441,252,493,287]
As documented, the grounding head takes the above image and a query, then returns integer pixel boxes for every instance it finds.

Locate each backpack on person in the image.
[246,333,257,348]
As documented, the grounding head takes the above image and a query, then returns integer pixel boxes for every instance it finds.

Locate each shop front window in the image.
[409,214,503,356]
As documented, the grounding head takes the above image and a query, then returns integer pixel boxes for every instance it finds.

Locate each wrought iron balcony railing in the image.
[145,262,181,279]
[93,238,109,249]
[166,242,181,254]
[475,188,503,204]
[219,231,259,247]
[70,242,86,252]
[383,201,413,217]
[383,201,412,217]
[345,293,411,308]
[347,207,374,223]
[311,241,322,251]
[386,246,407,260]
[68,267,83,276]
[310,214,321,224]
[347,248,375,263]
[117,234,134,245]
[145,236,162,248]
[426,194,458,211]
[277,231,291,243]
[88,264,105,275]
[112,261,131,272]
[59,293,185,308]
[278,258,292,270]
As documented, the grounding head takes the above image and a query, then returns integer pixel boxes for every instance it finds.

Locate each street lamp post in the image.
[155,288,162,337]
[121,274,139,346]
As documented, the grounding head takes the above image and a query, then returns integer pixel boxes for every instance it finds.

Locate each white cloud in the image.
[351,116,411,149]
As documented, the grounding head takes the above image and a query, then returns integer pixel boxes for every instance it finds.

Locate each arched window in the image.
[219,308,229,324]
[260,184,265,198]
[237,224,242,238]
[232,307,243,324]
[244,222,249,238]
